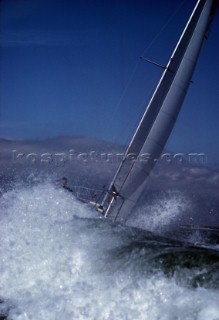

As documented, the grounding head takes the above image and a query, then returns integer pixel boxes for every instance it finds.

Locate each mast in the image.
[100,0,218,223]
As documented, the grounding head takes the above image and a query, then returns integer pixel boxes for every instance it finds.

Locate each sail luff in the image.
[101,0,217,222]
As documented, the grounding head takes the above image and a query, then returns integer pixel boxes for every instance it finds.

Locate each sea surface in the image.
[0,182,219,320]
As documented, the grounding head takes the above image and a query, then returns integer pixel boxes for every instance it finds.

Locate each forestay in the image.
[100,0,218,223]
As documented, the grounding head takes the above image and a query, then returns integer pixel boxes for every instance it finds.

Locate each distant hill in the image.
[0,135,125,193]
[0,135,219,224]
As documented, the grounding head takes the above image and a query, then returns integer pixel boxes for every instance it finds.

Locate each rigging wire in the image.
[104,0,188,146]
[141,0,188,58]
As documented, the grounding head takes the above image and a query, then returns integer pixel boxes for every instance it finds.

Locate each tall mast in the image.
[100,0,218,223]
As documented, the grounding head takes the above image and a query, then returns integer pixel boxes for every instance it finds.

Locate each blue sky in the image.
[0,0,219,162]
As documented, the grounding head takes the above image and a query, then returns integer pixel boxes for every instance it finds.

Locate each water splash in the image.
[128,190,191,233]
[0,183,218,319]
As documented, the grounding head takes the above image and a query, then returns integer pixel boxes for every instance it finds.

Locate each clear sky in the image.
[0,0,219,162]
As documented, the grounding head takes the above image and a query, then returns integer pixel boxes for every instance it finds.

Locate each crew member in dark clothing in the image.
[56,177,74,193]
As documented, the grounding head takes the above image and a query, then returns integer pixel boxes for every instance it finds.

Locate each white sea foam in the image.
[128,190,191,233]
[0,183,218,320]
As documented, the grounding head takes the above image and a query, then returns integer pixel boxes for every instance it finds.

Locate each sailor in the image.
[55,177,106,210]
[55,177,75,193]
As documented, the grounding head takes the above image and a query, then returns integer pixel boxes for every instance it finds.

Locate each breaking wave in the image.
[0,182,219,320]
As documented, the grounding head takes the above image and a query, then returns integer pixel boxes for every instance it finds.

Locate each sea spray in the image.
[0,183,218,320]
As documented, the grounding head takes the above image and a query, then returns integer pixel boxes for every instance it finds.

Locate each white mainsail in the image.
[99,0,218,223]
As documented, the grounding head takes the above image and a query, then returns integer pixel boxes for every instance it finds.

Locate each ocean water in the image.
[0,182,219,320]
